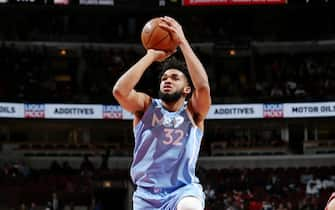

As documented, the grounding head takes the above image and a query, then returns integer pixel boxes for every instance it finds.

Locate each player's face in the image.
[159,69,189,103]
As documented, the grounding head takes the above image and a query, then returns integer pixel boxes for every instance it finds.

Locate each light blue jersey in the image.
[131,98,203,189]
[131,99,205,210]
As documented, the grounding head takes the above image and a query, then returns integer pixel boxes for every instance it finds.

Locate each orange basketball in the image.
[141,17,178,51]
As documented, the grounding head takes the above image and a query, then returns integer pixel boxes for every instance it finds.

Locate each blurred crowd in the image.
[253,54,335,102]
[0,155,127,210]
[0,6,335,104]
[1,7,335,44]
[1,159,334,210]
[0,42,335,104]
[0,43,140,104]
[198,166,335,210]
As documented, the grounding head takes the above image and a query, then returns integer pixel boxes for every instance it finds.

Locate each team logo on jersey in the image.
[162,114,184,128]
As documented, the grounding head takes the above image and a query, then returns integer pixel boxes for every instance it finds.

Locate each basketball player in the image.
[113,16,211,210]
[325,193,335,210]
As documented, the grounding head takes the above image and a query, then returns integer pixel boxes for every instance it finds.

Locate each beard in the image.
[158,90,183,103]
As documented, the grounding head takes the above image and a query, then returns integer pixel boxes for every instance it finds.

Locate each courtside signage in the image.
[2,102,335,119]
[45,104,101,119]
[284,102,335,118]
[182,0,287,6]
[103,105,123,119]
[207,104,263,119]
[24,104,45,118]
[0,103,23,118]
[263,104,284,118]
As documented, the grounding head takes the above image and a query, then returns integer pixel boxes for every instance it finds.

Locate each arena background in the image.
[0,0,335,210]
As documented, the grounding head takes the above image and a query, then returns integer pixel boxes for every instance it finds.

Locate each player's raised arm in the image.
[160,16,211,121]
[112,53,152,113]
[180,36,211,121]
[113,49,174,114]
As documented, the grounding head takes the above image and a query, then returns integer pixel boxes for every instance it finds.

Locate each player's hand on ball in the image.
[159,16,186,46]
[141,17,178,51]
[147,49,176,62]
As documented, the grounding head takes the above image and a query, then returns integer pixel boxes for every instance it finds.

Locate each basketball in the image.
[141,17,178,51]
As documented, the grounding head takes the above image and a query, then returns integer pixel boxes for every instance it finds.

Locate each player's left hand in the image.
[147,48,176,62]
[159,16,186,46]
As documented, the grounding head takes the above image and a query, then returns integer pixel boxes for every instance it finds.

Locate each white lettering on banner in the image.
[187,0,285,5]
[191,0,227,3]
[54,108,94,115]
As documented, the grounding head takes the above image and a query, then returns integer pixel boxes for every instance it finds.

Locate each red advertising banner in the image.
[182,0,287,6]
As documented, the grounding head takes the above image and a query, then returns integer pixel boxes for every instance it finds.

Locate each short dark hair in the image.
[159,57,194,92]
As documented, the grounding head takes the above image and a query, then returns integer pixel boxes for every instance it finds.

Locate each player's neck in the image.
[161,98,185,112]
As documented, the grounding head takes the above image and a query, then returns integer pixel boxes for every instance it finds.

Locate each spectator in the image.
[204,184,216,202]
[19,203,28,210]
[294,83,307,97]
[322,177,335,190]
[62,161,74,175]
[262,200,273,210]
[80,155,95,176]
[51,192,64,210]
[270,83,284,97]
[99,148,110,170]
[306,176,322,197]
[29,202,37,210]
[276,203,288,210]
[50,160,62,175]
[18,161,31,177]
